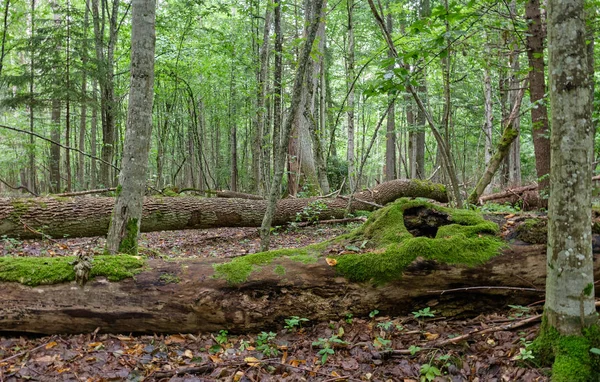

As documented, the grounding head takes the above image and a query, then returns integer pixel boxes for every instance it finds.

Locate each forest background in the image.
[0,0,597,203]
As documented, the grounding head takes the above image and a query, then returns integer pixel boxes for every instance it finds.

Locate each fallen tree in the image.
[1,198,597,335]
[0,179,447,239]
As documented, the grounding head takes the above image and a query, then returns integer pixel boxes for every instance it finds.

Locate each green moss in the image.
[584,283,594,296]
[213,246,320,284]
[115,185,122,197]
[334,199,503,283]
[531,316,600,381]
[159,273,180,284]
[274,265,286,276]
[0,254,144,286]
[9,199,32,220]
[216,199,504,285]
[515,218,547,244]
[118,218,140,255]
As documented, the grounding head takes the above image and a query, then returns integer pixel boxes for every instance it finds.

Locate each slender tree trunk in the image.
[468,87,526,205]
[272,0,282,191]
[544,0,596,335]
[0,0,10,77]
[105,0,156,255]
[384,2,396,182]
[64,0,72,193]
[252,0,272,195]
[526,0,550,192]
[346,0,356,192]
[77,0,89,191]
[28,0,36,194]
[260,0,325,251]
[483,44,493,194]
[90,81,98,190]
[50,100,61,194]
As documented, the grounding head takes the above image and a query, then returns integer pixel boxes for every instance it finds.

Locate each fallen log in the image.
[0,179,447,239]
[1,199,596,335]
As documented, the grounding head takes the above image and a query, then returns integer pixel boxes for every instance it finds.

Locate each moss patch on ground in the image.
[332,198,505,283]
[531,317,600,381]
[0,254,145,286]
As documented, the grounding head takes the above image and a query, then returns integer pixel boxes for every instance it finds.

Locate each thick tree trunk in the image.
[2,237,600,335]
[0,179,447,239]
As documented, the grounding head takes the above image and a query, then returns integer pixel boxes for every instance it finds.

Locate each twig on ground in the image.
[0,340,55,363]
[427,286,543,294]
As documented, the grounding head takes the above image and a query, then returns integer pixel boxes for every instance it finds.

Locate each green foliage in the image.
[0,254,144,286]
[413,307,436,319]
[369,309,379,318]
[296,200,328,223]
[312,335,347,364]
[284,316,309,330]
[420,363,442,382]
[215,330,228,345]
[256,331,279,357]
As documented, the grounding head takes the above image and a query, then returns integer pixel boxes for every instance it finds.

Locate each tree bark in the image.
[545,0,596,334]
[526,0,550,192]
[2,238,600,335]
[105,0,156,255]
[0,179,447,239]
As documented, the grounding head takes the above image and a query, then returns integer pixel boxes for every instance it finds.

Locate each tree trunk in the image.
[544,0,595,334]
[105,0,156,255]
[526,0,550,192]
[467,86,526,205]
[1,179,447,240]
[346,0,356,193]
[2,227,600,335]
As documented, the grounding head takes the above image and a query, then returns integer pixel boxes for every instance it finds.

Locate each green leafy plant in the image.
[215,330,228,345]
[312,335,347,364]
[369,309,379,318]
[239,339,251,352]
[256,331,279,357]
[284,316,309,330]
[344,313,353,324]
[513,347,535,361]
[420,363,442,382]
[508,305,531,319]
[377,321,394,331]
[412,307,436,319]
[295,200,328,223]
[373,336,392,350]
[409,345,421,355]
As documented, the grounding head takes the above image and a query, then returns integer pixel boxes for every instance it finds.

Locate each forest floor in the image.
[0,223,548,381]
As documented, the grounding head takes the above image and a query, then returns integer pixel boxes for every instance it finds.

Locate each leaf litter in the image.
[0,223,548,381]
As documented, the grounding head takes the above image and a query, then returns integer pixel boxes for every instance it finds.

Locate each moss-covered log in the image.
[2,199,599,335]
[0,179,447,239]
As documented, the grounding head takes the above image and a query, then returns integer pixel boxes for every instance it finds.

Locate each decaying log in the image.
[0,179,447,239]
[4,242,596,335]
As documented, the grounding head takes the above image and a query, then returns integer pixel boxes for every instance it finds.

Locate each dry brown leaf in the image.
[184,349,193,359]
[165,334,187,344]
[209,354,223,363]
[424,332,439,341]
